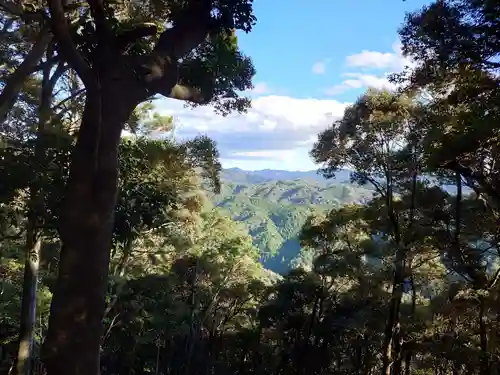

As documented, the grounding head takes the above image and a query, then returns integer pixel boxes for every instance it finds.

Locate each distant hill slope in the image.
[209,169,374,274]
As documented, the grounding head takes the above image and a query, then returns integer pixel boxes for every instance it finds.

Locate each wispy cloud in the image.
[325,73,395,95]
[324,41,414,97]
[153,95,350,169]
[345,41,414,71]
[312,59,331,75]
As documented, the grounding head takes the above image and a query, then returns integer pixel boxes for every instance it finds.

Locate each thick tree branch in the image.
[86,0,113,43]
[167,84,207,103]
[444,160,500,209]
[47,0,93,85]
[153,1,213,59]
[116,24,158,51]
[141,1,215,102]
[0,25,52,124]
[0,1,45,22]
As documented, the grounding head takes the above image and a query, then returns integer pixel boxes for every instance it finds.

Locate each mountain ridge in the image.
[221,167,354,185]
[210,168,374,274]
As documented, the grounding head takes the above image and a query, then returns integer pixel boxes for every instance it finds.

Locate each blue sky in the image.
[153,0,431,171]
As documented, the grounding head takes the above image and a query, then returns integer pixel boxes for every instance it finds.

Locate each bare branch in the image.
[444,160,500,209]
[0,25,52,124]
[52,88,85,112]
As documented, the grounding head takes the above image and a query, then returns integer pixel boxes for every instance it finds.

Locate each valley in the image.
[209,168,375,274]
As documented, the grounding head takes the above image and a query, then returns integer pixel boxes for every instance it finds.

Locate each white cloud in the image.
[312,59,330,75]
[223,147,316,171]
[346,51,398,70]
[324,41,415,97]
[147,41,419,170]
[325,73,395,95]
[345,41,414,71]
[152,95,350,170]
[232,149,296,159]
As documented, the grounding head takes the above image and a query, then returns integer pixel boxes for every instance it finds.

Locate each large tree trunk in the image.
[41,78,138,375]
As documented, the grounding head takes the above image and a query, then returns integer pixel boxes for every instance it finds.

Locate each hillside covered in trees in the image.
[1,1,500,375]
[211,170,374,273]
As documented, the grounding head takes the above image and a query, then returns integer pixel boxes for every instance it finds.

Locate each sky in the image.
[152,0,431,171]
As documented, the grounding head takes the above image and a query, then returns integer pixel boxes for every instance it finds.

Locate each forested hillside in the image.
[1,1,500,375]
[210,172,374,273]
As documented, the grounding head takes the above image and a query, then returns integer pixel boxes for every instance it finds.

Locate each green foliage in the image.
[3,1,500,375]
[209,177,373,273]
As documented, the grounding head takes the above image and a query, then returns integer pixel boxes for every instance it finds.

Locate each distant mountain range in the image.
[209,168,374,274]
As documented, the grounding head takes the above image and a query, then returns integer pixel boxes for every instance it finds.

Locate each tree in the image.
[1,1,257,374]
[100,209,267,375]
[310,89,433,375]
[397,0,500,211]
[0,129,225,373]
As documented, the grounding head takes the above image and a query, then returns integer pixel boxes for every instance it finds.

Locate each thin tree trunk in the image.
[12,46,59,375]
[13,236,42,375]
[403,272,416,375]
[184,257,201,375]
[41,77,138,375]
[491,302,500,375]
[382,181,404,375]
[403,171,418,375]
[479,296,489,375]
[382,264,405,375]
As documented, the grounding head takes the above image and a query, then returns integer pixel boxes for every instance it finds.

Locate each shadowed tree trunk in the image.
[13,236,42,375]
[12,47,64,375]
[42,71,141,375]
[381,179,404,375]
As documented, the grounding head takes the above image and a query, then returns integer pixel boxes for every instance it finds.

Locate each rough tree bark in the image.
[42,74,142,375]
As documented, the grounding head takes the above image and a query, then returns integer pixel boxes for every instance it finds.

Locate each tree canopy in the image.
[3,0,500,375]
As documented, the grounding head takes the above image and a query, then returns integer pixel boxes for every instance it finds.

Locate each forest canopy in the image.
[1,0,500,375]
